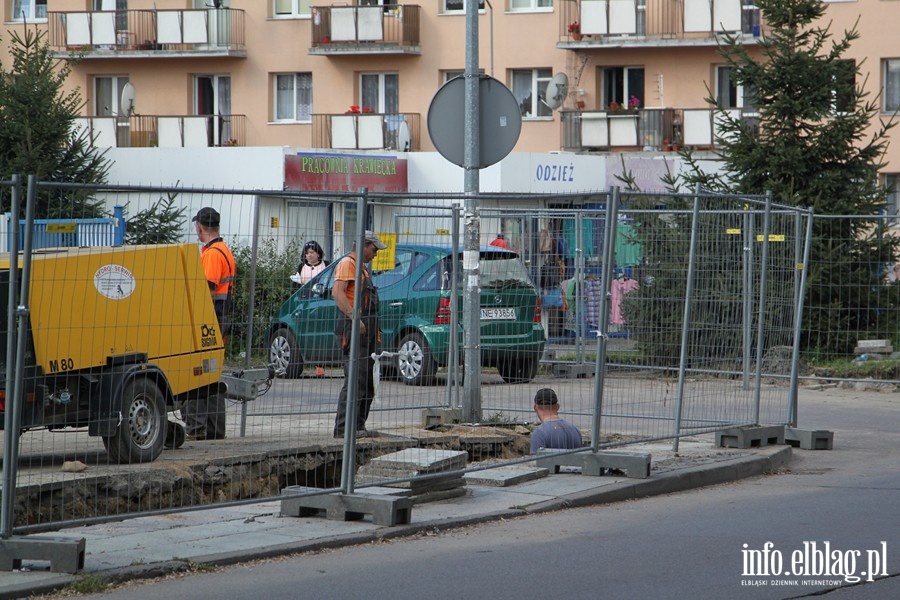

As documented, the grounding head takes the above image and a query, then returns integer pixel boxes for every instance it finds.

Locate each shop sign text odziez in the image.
[535,162,575,184]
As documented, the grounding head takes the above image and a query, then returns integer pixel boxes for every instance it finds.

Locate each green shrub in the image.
[229,237,302,357]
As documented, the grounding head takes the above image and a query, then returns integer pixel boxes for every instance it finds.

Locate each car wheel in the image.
[497,354,539,384]
[269,327,304,379]
[102,377,167,464]
[397,332,437,386]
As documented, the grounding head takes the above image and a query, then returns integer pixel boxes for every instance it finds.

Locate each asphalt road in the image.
[62,386,899,600]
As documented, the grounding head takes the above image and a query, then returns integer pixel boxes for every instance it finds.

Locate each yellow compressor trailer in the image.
[0,244,232,463]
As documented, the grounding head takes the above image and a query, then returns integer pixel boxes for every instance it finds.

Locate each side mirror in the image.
[312,282,326,298]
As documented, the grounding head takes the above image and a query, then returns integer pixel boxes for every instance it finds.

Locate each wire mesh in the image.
[0,181,813,534]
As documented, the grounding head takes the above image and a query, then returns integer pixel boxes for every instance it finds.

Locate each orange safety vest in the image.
[201,238,236,301]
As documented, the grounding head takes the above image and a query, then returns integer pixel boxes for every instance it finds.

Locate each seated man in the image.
[530,388,583,454]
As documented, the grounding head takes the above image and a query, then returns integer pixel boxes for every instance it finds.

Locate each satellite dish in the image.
[543,73,569,111]
[120,82,136,116]
[397,119,411,152]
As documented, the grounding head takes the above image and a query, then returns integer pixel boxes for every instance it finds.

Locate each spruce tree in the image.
[0,28,109,218]
[676,0,899,356]
[124,191,188,245]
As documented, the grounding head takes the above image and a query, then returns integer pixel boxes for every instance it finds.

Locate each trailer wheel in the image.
[103,378,167,464]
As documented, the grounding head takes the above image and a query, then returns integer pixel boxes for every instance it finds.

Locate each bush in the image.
[229,237,302,357]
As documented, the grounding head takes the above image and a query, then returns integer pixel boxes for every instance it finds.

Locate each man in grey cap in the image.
[332,230,387,438]
[530,388,583,453]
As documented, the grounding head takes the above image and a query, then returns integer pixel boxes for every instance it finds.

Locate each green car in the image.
[267,244,546,385]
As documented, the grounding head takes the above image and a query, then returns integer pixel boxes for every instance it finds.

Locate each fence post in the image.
[672,185,703,452]
[742,204,754,389]
[1,175,22,539]
[113,205,125,245]
[0,212,8,253]
[590,187,619,451]
[339,190,369,494]
[752,190,774,425]
[446,203,462,409]
[239,195,262,438]
[787,208,814,426]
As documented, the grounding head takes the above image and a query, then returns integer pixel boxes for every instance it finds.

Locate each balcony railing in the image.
[312,113,420,152]
[73,114,247,148]
[310,5,420,54]
[48,8,245,55]
[560,0,765,45]
[561,107,758,151]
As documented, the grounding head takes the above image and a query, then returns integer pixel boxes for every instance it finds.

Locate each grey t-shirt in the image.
[530,419,583,453]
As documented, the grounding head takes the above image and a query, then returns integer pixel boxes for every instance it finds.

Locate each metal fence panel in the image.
[1,181,811,544]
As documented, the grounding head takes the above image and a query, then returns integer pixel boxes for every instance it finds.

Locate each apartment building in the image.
[1,1,897,206]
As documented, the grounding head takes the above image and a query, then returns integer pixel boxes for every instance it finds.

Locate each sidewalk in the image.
[0,437,791,599]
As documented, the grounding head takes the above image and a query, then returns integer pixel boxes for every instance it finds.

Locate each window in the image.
[883,59,900,113]
[361,73,398,113]
[274,0,312,17]
[11,0,47,20]
[195,75,232,145]
[93,1,128,35]
[636,0,647,36]
[741,0,760,35]
[509,0,552,11]
[443,0,485,13]
[94,75,131,146]
[716,66,755,111]
[444,70,464,83]
[372,249,416,289]
[886,174,900,218]
[94,76,130,117]
[442,69,484,84]
[602,67,644,110]
[275,73,312,122]
[513,68,552,118]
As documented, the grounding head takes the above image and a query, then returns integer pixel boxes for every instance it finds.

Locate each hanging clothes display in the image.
[610,275,639,325]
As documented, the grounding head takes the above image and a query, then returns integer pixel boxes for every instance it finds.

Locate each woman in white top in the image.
[292,240,330,377]
[292,240,329,288]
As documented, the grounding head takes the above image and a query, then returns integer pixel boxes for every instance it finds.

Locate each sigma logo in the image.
[201,323,219,348]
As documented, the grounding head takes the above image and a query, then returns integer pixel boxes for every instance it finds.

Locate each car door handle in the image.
[389,302,404,307]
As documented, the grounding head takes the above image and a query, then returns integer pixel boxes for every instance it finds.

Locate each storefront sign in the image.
[285,153,408,192]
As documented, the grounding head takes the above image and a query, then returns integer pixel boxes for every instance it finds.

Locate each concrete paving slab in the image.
[367,448,468,471]
[463,465,549,487]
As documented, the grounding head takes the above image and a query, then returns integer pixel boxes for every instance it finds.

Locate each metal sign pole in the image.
[462,0,482,422]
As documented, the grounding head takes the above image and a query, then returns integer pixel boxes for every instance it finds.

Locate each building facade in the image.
[1,1,897,207]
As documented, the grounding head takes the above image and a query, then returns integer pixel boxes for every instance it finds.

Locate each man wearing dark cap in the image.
[530,388,583,453]
[184,206,236,440]
[332,230,387,438]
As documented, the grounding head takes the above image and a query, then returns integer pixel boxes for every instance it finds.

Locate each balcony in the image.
[311,113,420,151]
[560,107,758,151]
[560,0,765,47]
[74,114,247,148]
[48,8,246,58]
[309,5,420,55]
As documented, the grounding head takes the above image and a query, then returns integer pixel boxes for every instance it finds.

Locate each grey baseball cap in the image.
[364,230,387,249]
